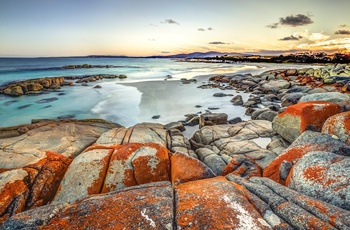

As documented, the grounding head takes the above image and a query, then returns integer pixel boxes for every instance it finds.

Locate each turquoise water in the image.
[1,57,304,127]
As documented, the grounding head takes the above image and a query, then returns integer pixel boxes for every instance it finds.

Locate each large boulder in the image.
[102,143,170,192]
[272,101,343,143]
[3,182,174,229]
[0,119,119,158]
[298,92,350,103]
[0,151,71,224]
[53,143,171,205]
[175,177,270,229]
[287,151,350,211]
[263,131,350,184]
[52,148,113,205]
[227,175,350,229]
[322,111,350,145]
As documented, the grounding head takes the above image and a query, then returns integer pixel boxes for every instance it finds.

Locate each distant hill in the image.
[87,51,249,59]
[148,51,248,59]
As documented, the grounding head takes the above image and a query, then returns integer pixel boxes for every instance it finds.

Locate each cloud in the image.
[198,27,213,32]
[279,14,313,27]
[161,51,170,54]
[296,38,350,52]
[335,30,350,35]
[340,24,348,28]
[209,41,227,45]
[266,23,279,29]
[279,35,303,41]
[162,19,179,25]
[303,31,329,41]
[148,39,156,42]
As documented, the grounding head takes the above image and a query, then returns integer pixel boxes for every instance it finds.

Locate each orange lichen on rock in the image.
[0,170,30,224]
[44,182,173,229]
[132,143,170,185]
[322,111,350,144]
[170,153,214,186]
[24,151,72,209]
[102,142,171,193]
[222,155,262,179]
[175,176,270,229]
[279,101,342,131]
[263,145,314,184]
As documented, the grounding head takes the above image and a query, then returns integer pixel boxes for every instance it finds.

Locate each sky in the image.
[0,0,350,57]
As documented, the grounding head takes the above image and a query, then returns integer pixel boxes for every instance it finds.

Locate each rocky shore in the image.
[1,64,350,229]
[0,74,127,96]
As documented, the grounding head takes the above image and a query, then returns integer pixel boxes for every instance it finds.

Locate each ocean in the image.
[0,57,306,128]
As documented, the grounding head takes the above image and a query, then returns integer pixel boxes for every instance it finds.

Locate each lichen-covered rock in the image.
[0,151,71,224]
[3,182,174,229]
[227,175,350,229]
[171,153,215,185]
[263,131,350,184]
[299,92,350,103]
[322,111,350,145]
[272,101,343,143]
[52,148,113,205]
[0,169,29,224]
[222,155,262,179]
[0,119,119,158]
[175,177,270,229]
[287,151,350,210]
[102,143,170,192]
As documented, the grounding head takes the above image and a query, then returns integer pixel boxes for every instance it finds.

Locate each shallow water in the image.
[0,58,314,127]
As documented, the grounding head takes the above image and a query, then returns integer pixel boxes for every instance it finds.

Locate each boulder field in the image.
[1,64,350,229]
[0,114,350,229]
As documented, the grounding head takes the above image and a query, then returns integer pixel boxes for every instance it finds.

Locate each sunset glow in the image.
[1,0,349,57]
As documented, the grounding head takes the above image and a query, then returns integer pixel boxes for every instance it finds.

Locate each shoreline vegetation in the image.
[180,52,350,64]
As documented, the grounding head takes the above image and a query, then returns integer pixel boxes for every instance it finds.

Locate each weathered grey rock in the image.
[0,119,119,158]
[322,111,350,144]
[231,95,244,105]
[228,117,242,124]
[227,175,350,229]
[199,113,227,128]
[190,120,277,169]
[263,131,350,185]
[164,121,185,132]
[52,148,112,205]
[251,108,277,122]
[96,123,167,147]
[280,93,306,107]
[287,151,350,211]
[186,116,200,126]
[299,92,350,103]
[279,160,293,180]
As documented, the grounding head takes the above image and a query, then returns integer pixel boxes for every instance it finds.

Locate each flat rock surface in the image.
[0,119,120,158]
[190,120,278,171]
